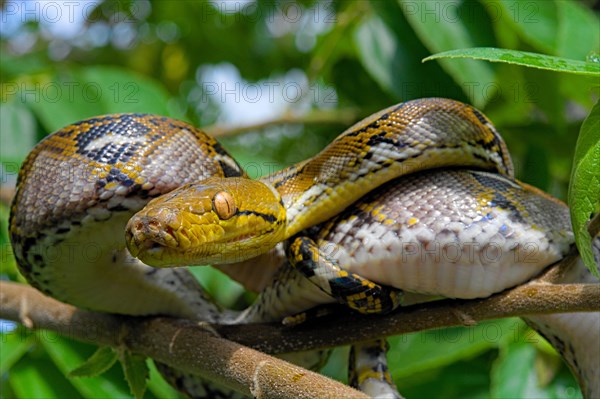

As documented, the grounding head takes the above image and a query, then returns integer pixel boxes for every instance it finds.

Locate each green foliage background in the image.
[1,1,598,398]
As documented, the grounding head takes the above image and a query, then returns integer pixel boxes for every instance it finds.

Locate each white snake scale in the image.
[8,98,600,398]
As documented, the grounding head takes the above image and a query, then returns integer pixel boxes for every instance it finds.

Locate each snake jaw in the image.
[125,177,287,267]
[125,200,219,266]
[126,216,176,259]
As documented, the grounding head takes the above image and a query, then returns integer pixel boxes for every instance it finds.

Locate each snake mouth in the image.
[126,217,283,267]
[124,209,262,266]
[125,215,179,259]
[124,176,287,266]
[128,232,168,255]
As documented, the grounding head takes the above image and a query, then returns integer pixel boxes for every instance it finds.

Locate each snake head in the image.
[125,177,286,267]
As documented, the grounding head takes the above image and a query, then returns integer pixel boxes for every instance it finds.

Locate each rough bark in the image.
[1,251,598,398]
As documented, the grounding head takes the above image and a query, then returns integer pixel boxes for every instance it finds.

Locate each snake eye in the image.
[212,191,237,220]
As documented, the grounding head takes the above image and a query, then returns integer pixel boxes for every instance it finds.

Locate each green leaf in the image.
[0,202,20,278]
[495,0,558,54]
[401,0,496,107]
[16,72,100,135]
[9,351,81,399]
[354,2,465,103]
[319,346,349,384]
[189,266,246,307]
[521,68,565,133]
[42,333,130,398]
[69,346,118,377]
[569,100,600,277]
[522,143,550,191]
[78,67,180,117]
[26,66,179,134]
[397,350,494,399]
[388,319,519,378]
[0,328,35,374]
[353,16,397,96]
[559,73,600,110]
[424,48,600,76]
[147,361,185,399]
[556,1,600,60]
[121,351,149,399]
[0,101,37,168]
[491,339,582,399]
[492,341,545,397]
[308,1,362,81]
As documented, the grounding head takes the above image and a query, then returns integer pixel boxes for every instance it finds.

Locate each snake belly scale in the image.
[296,170,573,301]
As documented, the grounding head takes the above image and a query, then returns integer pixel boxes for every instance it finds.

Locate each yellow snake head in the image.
[125,177,286,266]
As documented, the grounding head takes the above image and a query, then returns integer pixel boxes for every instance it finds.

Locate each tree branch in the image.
[214,277,600,353]
[204,108,360,138]
[0,281,368,399]
[215,251,596,353]
[1,253,599,395]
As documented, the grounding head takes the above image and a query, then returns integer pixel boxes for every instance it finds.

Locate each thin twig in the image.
[588,210,600,239]
[0,185,15,207]
[205,108,359,138]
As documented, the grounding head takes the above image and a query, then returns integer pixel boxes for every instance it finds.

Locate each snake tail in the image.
[526,250,600,399]
[349,339,403,399]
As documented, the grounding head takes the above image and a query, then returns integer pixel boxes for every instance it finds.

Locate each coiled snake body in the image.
[9,99,599,398]
[10,114,243,319]
[125,98,513,267]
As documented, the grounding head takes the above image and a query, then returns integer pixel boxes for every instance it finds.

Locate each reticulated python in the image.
[9,98,598,398]
[125,98,513,267]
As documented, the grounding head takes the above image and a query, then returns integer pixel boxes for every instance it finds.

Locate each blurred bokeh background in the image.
[1,1,598,398]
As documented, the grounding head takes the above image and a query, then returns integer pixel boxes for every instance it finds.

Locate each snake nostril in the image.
[148,220,160,230]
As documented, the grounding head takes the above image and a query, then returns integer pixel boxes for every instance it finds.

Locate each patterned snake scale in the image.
[217,170,598,398]
[125,98,513,267]
[9,99,599,398]
[8,113,330,397]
